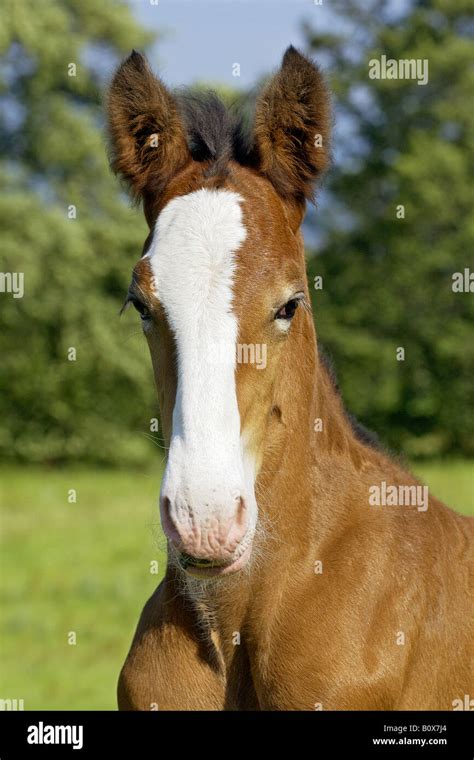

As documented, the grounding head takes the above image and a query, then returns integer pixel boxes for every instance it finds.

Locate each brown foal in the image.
[107,47,473,710]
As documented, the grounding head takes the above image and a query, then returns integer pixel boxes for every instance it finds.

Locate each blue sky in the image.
[131,0,334,89]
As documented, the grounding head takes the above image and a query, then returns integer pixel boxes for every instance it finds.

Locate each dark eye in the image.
[132,298,151,321]
[275,298,299,321]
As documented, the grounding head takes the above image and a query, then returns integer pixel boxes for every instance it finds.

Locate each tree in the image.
[304,0,474,457]
[0,0,159,464]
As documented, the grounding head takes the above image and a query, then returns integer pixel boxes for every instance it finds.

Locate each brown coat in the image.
[107,48,473,711]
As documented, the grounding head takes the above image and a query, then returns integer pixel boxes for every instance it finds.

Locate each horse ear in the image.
[253,46,331,208]
[107,51,190,205]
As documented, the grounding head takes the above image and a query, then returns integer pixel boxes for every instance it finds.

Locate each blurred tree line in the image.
[0,0,472,465]
[0,1,158,465]
[305,0,474,457]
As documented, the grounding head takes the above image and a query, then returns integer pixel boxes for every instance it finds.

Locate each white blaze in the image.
[147,189,257,552]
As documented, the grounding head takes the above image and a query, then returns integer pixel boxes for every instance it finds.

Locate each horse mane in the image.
[318,344,382,452]
[175,89,255,177]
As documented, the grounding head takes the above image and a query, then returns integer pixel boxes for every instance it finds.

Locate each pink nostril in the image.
[160,495,181,546]
[236,496,247,527]
[225,497,248,548]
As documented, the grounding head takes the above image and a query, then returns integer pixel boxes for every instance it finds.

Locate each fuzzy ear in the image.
[107,51,190,204]
[253,46,331,205]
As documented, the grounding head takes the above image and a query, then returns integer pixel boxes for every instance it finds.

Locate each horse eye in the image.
[275,298,299,321]
[132,299,151,321]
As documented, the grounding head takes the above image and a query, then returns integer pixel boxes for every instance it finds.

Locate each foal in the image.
[107,48,473,710]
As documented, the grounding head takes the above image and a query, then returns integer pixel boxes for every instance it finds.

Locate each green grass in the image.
[0,460,472,710]
[0,466,166,710]
[412,460,473,516]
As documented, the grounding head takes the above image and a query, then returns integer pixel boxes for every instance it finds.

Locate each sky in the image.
[130,0,335,90]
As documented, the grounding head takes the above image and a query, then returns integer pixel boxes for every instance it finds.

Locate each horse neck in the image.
[255,310,365,542]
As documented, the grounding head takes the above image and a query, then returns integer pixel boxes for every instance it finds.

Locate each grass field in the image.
[0,460,472,710]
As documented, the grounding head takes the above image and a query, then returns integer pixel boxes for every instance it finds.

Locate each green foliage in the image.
[305,0,474,457]
[0,1,159,465]
[0,0,472,465]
